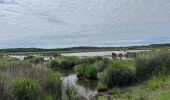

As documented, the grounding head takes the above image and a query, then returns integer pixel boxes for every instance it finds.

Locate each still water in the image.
[61,50,150,57]
[60,70,98,99]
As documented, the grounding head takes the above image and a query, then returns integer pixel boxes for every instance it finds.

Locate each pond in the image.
[60,70,98,99]
[61,50,150,58]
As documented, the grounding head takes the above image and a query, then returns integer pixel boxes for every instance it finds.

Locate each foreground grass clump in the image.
[136,52,170,81]
[62,84,77,100]
[48,56,80,69]
[24,55,44,64]
[99,60,136,87]
[10,78,41,100]
[44,72,62,99]
[0,56,79,100]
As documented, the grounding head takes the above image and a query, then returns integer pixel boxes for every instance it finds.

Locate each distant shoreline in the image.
[0,43,169,55]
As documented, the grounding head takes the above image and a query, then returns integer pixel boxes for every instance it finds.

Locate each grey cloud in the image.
[0,0,170,48]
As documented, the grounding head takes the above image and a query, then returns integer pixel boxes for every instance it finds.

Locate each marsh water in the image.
[59,69,98,99]
[61,50,150,57]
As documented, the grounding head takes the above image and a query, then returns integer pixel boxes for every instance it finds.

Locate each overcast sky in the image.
[0,0,170,48]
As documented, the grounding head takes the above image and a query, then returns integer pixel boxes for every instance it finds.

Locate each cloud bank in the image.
[0,0,170,48]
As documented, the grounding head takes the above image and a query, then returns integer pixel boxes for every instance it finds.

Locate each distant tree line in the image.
[0,43,169,53]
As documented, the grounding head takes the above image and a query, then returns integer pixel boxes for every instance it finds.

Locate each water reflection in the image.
[60,71,98,99]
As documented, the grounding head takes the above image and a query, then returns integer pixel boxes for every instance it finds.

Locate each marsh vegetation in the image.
[0,49,170,100]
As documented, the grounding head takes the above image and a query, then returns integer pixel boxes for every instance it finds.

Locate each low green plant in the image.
[24,56,44,64]
[99,60,136,87]
[84,64,97,80]
[44,72,62,100]
[146,76,163,90]
[136,52,170,81]
[97,82,108,92]
[63,84,77,100]
[156,90,170,100]
[42,94,53,100]
[48,56,80,69]
[80,56,103,64]
[75,63,98,80]
[74,64,86,79]
[9,78,41,100]
[112,87,121,96]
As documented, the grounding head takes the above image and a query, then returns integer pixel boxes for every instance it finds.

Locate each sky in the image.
[0,0,170,48]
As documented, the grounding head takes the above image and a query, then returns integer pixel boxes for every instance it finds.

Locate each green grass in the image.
[111,75,170,100]
[98,96,107,100]
[98,59,136,87]
[24,55,44,64]
[97,82,108,92]
[0,56,78,100]
[9,78,41,100]
[48,56,80,69]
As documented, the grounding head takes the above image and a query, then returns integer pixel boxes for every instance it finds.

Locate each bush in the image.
[48,56,80,69]
[9,78,41,100]
[97,82,108,92]
[98,60,136,87]
[44,72,62,99]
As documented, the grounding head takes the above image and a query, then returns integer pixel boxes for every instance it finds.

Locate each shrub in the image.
[9,78,41,100]
[44,72,62,99]
[97,82,108,92]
